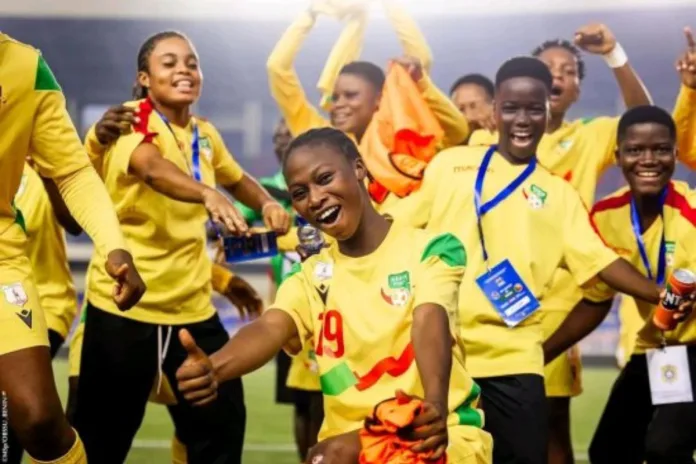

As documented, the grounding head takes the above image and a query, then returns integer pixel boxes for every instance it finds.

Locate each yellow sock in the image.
[29,429,86,464]
[171,435,188,464]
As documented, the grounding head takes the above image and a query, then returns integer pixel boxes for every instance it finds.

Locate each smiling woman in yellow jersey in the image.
[389,56,672,464]
[542,105,696,463]
[466,24,696,464]
[266,1,469,212]
[0,33,145,464]
[175,127,492,463]
[71,31,289,464]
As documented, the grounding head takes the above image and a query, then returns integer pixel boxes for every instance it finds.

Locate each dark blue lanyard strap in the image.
[156,111,202,182]
[474,145,537,265]
[630,188,668,285]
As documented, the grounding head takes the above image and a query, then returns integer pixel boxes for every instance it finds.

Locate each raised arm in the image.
[317,9,368,110]
[575,23,652,109]
[267,9,330,136]
[29,61,144,310]
[674,27,696,169]
[382,0,433,72]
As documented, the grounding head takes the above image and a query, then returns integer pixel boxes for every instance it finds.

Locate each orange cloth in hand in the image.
[360,63,444,199]
[359,393,447,464]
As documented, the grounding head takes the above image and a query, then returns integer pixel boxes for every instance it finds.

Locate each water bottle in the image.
[296,217,324,256]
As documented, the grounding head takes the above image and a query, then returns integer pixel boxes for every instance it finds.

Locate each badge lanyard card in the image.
[633,188,693,405]
[474,145,540,328]
[157,111,277,263]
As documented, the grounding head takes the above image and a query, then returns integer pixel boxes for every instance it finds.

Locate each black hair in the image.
[495,56,553,92]
[531,39,586,81]
[132,30,188,100]
[283,127,360,168]
[339,61,386,92]
[449,73,495,99]
[617,105,677,143]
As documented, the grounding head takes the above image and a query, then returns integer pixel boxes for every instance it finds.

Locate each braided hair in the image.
[282,127,360,168]
[531,39,586,81]
[132,30,188,99]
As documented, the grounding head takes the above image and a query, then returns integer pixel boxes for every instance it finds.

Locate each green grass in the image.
[43,360,618,463]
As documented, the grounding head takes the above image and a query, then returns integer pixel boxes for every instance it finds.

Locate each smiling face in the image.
[495,77,549,161]
[284,143,368,241]
[617,122,676,197]
[536,46,580,116]
[329,73,380,139]
[451,83,494,130]
[138,36,202,107]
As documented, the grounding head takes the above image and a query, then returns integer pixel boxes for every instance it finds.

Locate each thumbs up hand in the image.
[176,329,219,407]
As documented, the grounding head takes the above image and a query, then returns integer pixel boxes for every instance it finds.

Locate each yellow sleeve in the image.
[417,75,470,147]
[207,125,245,186]
[52,166,127,256]
[29,89,92,179]
[560,184,619,286]
[673,84,696,169]
[267,11,330,137]
[317,12,367,111]
[382,0,433,72]
[580,117,619,174]
[29,89,127,256]
[211,263,234,294]
[413,233,466,312]
[272,271,314,351]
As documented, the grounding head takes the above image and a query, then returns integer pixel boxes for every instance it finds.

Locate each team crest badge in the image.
[3,283,28,307]
[314,261,333,281]
[381,271,411,307]
[199,136,213,160]
[559,139,573,151]
[665,241,676,268]
[522,184,548,209]
[661,364,678,383]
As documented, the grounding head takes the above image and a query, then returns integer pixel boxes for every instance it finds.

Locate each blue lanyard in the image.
[474,145,537,266]
[629,188,668,285]
[156,111,202,182]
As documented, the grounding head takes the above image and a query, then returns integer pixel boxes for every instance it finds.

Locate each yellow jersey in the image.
[267,11,468,147]
[14,164,78,337]
[87,98,244,324]
[387,145,618,377]
[0,33,125,265]
[585,180,696,353]
[470,87,696,312]
[274,222,482,440]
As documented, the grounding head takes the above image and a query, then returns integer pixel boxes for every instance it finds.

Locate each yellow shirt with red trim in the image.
[14,164,77,337]
[471,89,696,311]
[387,145,619,377]
[0,33,125,267]
[584,180,696,353]
[87,98,245,324]
[273,223,482,441]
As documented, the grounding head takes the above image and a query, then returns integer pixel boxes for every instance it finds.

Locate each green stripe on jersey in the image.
[320,362,357,396]
[420,233,467,267]
[35,56,62,91]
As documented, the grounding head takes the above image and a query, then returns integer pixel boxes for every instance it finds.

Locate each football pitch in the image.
[40,359,618,463]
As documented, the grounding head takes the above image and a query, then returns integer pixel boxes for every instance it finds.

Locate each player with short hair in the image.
[450,73,496,133]
[543,104,696,464]
[389,55,675,464]
[175,126,494,463]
